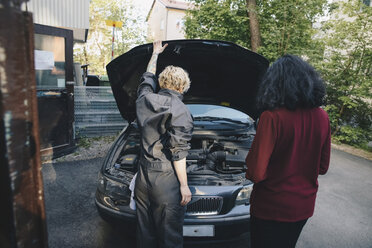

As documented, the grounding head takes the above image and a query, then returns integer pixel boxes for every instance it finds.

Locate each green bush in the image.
[333,126,372,151]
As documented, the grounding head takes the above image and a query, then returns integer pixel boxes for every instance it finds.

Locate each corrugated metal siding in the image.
[23,0,90,29]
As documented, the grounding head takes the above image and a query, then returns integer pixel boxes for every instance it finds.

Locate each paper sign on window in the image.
[34,50,55,70]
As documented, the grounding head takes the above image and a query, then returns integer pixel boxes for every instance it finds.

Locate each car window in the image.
[187,104,252,123]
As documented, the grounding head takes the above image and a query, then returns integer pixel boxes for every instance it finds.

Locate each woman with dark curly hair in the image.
[245,55,331,248]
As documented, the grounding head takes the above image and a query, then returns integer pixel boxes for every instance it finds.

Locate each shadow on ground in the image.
[42,157,249,248]
[43,157,134,247]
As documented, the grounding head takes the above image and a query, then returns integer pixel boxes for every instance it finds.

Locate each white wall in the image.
[166,9,186,40]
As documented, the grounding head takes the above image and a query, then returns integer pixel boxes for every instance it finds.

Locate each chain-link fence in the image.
[74,86,127,137]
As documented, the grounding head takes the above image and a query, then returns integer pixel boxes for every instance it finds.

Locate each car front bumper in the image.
[95,191,250,239]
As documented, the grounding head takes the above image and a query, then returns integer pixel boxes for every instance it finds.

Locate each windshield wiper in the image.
[193,116,248,125]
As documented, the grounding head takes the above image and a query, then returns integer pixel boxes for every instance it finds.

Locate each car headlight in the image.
[97,172,106,192]
[235,185,253,205]
[97,172,131,206]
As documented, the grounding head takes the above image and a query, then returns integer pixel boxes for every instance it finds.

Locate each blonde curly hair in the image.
[158,66,191,93]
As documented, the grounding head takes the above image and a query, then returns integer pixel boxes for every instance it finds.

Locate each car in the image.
[95,39,269,241]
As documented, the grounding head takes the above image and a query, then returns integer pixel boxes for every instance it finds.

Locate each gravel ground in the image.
[52,136,116,163]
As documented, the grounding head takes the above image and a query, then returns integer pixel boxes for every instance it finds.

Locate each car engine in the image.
[186,139,248,174]
[112,133,251,176]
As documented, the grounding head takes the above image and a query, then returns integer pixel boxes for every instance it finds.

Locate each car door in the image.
[34,24,75,159]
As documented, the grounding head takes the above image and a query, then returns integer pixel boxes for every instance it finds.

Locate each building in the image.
[21,0,90,159]
[146,0,193,40]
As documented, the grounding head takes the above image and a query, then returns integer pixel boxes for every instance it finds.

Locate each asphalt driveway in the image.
[42,148,372,248]
[297,148,372,248]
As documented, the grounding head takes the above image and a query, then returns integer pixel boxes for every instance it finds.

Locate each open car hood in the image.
[106,40,269,122]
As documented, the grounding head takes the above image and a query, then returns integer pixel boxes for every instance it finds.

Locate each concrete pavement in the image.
[42,148,372,247]
[297,149,372,248]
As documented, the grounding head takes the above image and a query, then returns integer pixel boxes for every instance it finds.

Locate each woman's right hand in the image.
[153,40,168,55]
[180,185,192,206]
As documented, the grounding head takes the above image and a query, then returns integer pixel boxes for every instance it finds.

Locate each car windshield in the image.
[187,104,252,123]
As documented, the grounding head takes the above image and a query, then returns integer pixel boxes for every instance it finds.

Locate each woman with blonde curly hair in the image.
[134,41,193,248]
[158,65,191,93]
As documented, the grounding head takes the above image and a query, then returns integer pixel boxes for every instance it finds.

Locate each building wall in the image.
[147,1,188,40]
[166,9,186,40]
[147,1,168,40]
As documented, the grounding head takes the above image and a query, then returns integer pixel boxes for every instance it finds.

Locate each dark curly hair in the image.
[256,55,326,113]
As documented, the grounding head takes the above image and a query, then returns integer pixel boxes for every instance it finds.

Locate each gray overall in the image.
[134,72,193,248]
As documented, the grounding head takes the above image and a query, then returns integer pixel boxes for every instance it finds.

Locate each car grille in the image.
[186,196,223,216]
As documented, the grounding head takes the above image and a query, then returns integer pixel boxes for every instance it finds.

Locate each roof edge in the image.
[146,0,156,22]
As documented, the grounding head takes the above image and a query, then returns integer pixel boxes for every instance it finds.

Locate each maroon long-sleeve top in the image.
[245,108,331,222]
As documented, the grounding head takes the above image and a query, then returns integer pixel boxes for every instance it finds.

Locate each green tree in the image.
[185,0,372,150]
[246,0,261,52]
[74,0,146,75]
[258,0,327,62]
[317,0,372,149]
[185,0,251,48]
[184,0,327,62]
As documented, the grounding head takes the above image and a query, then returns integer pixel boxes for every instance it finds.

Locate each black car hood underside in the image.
[106,40,269,122]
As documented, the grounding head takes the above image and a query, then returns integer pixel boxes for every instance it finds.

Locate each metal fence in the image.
[74,86,127,137]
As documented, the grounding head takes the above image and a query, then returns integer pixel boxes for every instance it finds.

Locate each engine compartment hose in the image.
[205,151,226,170]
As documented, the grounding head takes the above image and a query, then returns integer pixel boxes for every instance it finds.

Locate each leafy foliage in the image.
[318,0,372,149]
[258,0,327,62]
[185,0,250,47]
[333,125,372,151]
[184,0,372,150]
[185,0,327,62]
[74,0,146,75]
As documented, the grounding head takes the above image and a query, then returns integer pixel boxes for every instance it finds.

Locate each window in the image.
[34,34,66,88]
[187,104,251,123]
[176,19,185,29]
